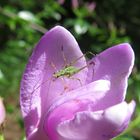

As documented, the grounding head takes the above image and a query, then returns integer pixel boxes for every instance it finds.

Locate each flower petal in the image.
[20,26,87,136]
[0,97,5,126]
[57,101,135,140]
[27,129,49,140]
[88,43,135,110]
[47,79,110,114]
[44,80,110,140]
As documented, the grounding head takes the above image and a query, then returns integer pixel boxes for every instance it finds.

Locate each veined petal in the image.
[88,43,135,110]
[44,80,110,140]
[47,79,110,115]
[20,26,88,137]
[27,128,49,140]
[56,101,135,140]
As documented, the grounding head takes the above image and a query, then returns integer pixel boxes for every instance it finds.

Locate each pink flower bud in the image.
[0,97,6,129]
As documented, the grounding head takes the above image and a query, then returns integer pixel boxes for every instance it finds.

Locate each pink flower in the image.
[20,26,135,140]
[0,97,6,129]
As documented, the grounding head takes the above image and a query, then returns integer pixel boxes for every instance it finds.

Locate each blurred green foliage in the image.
[0,0,140,140]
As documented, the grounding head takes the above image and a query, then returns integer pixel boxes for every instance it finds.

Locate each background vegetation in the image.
[0,0,140,140]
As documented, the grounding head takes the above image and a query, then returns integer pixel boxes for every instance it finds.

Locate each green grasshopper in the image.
[51,62,87,88]
[29,47,95,108]
[31,49,93,98]
[51,46,95,83]
[31,46,94,93]
[53,65,87,78]
[51,54,88,79]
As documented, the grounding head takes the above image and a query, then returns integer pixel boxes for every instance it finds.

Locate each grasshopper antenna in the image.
[61,45,68,66]
[70,51,96,66]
